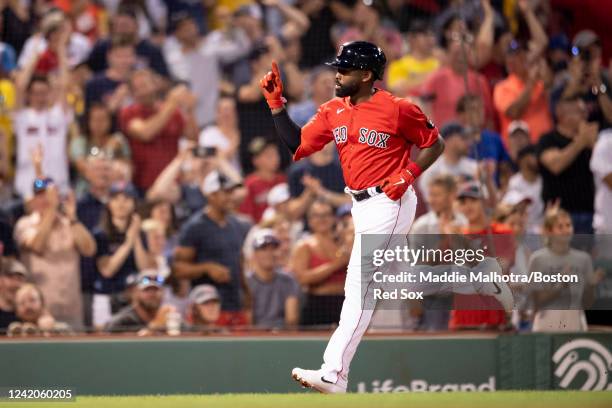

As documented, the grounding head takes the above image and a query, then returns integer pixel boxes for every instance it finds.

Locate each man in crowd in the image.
[85,36,135,113]
[86,6,169,78]
[246,229,299,329]
[239,138,286,223]
[411,174,467,235]
[537,96,597,233]
[13,24,72,198]
[386,19,439,96]
[173,170,250,326]
[105,271,175,334]
[493,40,552,144]
[504,145,543,234]
[418,123,478,202]
[450,181,515,331]
[14,179,96,329]
[287,143,349,218]
[552,30,612,130]
[288,66,335,127]
[119,69,198,194]
[591,129,612,234]
[162,12,250,127]
[0,259,28,331]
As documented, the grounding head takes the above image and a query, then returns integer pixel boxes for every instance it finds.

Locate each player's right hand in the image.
[259,61,286,110]
[381,168,415,201]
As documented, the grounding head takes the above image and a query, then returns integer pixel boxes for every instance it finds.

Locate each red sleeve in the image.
[118,106,132,135]
[293,106,334,161]
[397,99,439,149]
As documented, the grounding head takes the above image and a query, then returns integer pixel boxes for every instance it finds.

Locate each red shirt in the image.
[238,173,286,223]
[449,223,515,330]
[295,89,439,190]
[419,66,495,130]
[119,103,185,190]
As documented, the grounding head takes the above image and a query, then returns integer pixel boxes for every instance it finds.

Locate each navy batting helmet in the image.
[325,41,387,80]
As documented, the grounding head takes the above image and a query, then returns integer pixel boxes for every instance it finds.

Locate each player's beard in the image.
[335,81,360,97]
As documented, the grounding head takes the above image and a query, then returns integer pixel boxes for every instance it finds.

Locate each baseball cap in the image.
[440,122,466,139]
[267,183,290,207]
[1,259,29,278]
[136,270,165,289]
[502,190,533,207]
[109,181,138,198]
[508,120,530,136]
[336,203,352,218]
[252,229,280,250]
[457,181,484,200]
[32,177,54,195]
[573,29,600,50]
[189,284,220,304]
[201,170,241,195]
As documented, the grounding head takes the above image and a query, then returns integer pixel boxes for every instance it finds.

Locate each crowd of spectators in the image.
[0,0,611,336]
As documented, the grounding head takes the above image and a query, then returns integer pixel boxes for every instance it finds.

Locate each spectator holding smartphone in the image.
[14,179,96,329]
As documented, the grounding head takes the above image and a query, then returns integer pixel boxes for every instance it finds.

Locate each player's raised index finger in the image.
[271,61,280,78]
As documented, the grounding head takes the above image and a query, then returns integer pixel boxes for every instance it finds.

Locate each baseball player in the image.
[259,41,512,393]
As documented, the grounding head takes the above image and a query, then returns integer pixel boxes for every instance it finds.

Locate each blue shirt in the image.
[288,158,346,198]
[468,130,511,185]
[93,228,139,294]
[177,212,249,311]
[288,99,317,127]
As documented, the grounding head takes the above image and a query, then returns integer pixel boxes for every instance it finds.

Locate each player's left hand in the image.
[380,168,415,201]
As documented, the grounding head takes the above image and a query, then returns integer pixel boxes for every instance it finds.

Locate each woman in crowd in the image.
[69,103,131,194]
[529,208,604,332]
[92,182,154,328]
[289,200,350,326]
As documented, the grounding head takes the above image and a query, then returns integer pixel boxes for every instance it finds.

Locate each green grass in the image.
[2,392,611,408]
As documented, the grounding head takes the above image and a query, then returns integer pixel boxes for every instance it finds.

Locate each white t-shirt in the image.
[410,210,468,234]
[590,129,612,233]
[18,33,91,68]
[13,104,72,198]
[505,173,544,234]
[418,155,478,200]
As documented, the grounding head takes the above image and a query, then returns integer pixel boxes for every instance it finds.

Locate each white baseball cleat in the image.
[476,257,515,313]
[291,368,347,394]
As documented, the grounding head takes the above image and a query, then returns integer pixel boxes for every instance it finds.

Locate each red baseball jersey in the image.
[294,89,439,190]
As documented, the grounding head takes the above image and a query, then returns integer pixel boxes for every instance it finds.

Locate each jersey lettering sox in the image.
[294,89,439,190]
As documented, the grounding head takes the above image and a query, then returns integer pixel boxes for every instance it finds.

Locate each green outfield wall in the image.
[0,333,610,395]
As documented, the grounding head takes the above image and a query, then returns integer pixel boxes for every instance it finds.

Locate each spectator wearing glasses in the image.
[69,103,131,196]
[14,178,96,329]
[105,271,174,334]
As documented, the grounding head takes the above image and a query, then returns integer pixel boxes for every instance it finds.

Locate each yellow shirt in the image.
[0,79,15,177]
[387,55,440,91]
